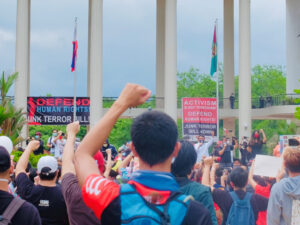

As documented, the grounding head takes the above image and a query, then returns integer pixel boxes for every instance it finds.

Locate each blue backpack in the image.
[120,183,191,225]
[225,192,255,225]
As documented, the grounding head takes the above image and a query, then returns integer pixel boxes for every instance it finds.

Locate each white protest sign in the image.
[253,155,282,178]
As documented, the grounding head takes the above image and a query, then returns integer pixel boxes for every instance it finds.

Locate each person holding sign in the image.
[248,129,267,159]
[267,147,300,225]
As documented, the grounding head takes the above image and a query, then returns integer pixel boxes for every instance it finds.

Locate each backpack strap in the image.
[0,197,25,225]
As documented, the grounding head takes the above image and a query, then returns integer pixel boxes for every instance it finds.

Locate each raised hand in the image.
[116,83,152,109]
[67,121,80,137]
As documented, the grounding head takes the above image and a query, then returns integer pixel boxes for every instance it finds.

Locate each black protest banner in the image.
[27,97,90,125]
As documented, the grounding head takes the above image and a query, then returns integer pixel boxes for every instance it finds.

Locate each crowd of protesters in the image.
[1,83,300,225]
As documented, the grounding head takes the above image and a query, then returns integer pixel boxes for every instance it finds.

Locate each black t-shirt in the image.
[16,173,69,225]
[101,195,212,225]
[249,141,264,159]
[212,189,268,223]
[0,190,41,225]
[34,140,44,155]
[219,145,233,164]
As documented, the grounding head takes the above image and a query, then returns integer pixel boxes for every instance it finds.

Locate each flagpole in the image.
[215,18,219,142]
[73,17,78,122]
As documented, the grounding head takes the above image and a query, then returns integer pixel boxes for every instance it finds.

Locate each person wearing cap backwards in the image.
[0,140,41,225]
[15,140,69,225]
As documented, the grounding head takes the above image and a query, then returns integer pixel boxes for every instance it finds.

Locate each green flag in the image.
[210,24,217,76]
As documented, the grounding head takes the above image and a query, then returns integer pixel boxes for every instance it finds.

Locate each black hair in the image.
[229,167,249,188]
[25,162,32,173]
[56,166,62,183]
[39,167,57,181]
[215,168,223,178]
[171,140,197,177]
[131,111,178,166]
[29,168,37,183]
[233,158,241,164]
[109,169,118,178]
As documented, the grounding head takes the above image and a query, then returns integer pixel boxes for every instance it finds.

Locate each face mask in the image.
[53,133,57,137]
[35,135,39,140]
[227,141,230,144]
[199,140,204,144]
[103,144,108,147]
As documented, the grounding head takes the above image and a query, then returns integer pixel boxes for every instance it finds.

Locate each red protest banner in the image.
[182,97,217,136]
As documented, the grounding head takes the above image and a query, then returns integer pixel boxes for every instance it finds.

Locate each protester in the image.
[259,96,265,108]
[194,131,215,162]
[15,141,69,225]
[267,147,300,225]
[240,136,252,165]
[212,167,268,225]
[248,129,267,159]
[75,83,212,225]
[101,139,118,160]
[229,93,235,109]
[171,140,218,225]
[0,138,41,225]
[249,161,275,225]
[61,121,100,225]
[218,137,237,168]
[47,129,58,154]
[34,132,44,155]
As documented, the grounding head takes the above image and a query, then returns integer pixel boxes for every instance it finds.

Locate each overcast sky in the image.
[0,0,285,97]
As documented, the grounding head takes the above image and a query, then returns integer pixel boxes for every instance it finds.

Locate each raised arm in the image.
[61,121,80,176]
[15,140,40,177]
[75,84,151,186]
[260,129,267,143]
[248,160,257,189]
[202,157,213,187]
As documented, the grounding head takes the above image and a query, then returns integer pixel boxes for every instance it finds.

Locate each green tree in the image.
[0,71,26,145]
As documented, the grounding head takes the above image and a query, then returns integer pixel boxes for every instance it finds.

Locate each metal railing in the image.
[5,94,300,109]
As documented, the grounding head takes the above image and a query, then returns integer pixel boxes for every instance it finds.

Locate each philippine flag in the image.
[71,40,78,72]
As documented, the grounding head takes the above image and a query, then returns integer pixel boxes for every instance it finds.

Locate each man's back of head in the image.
[130,111,178,167]
[229,167,249,189]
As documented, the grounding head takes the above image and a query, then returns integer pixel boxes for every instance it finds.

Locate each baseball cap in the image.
[35,132,41,136]
[0,136,13,154]
[0,146,11,172]
[37,156,58,174]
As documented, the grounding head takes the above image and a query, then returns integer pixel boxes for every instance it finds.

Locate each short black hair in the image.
[171,140,197,177]
[39,167,57,181]
[229,167,248,188]
[131,111,178,166]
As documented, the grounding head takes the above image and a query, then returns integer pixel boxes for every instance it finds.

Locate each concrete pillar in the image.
[239,0,251,139]
[156,0,166,109]
[164,0,177,122]
[15,0,30,141]
[88,0,103,127]
[286,0,300,94]
[223,118,236,138]
[223,0,235,109]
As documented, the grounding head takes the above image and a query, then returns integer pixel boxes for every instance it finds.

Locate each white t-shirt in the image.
[194,138,214,162]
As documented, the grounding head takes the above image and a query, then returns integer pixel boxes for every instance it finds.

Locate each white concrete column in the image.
[286,0,300,94]
[164,0,177,122]
[156,0,166,109]
[15,0,30,141]
[239,0,251,139]
[88,0,103,127]
[223,0,235,109]
[223,118,235,138]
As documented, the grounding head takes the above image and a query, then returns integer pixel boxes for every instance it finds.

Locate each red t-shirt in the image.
[82,174,172,220]
[255,184,271,225]
[93,151,104,174]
